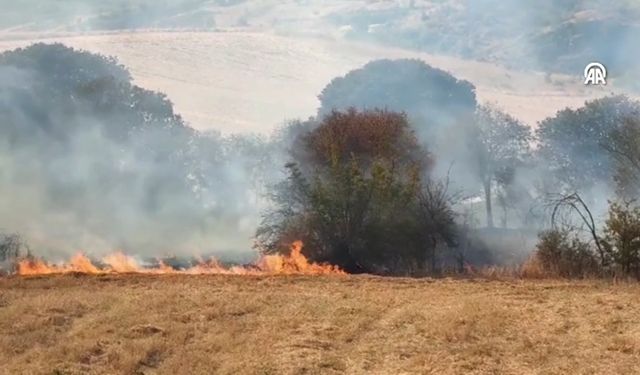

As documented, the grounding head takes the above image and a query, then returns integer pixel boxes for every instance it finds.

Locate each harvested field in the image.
[1,275,639,374]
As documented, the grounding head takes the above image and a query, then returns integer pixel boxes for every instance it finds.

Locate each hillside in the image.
[0,31,620,133]
[1,275,640,374]
[2,0,639,79]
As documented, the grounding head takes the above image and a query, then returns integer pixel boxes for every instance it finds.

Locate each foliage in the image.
[468,105,533,227]
[536,95,640,191]
[537,199,640,279]
[602,201,640,278]
[535,229,599,278]
[257,109,460,275]
[317,59,476,134]
[548,192,607,267]
[606,119,640,199]
[0,43,271,256]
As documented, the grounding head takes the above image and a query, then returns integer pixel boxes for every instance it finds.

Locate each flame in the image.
[257,240,343,275]
[15,241,345,276]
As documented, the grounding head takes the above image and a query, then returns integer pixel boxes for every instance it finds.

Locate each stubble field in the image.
[1,274,639,374]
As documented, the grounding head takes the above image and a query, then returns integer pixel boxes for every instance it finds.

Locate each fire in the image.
[257,240,343,275]
[15,241,344,276]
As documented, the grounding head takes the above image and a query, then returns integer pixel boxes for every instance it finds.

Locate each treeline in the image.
[2,44,640,278]
[258,59,640,277]
[0,43,282,260]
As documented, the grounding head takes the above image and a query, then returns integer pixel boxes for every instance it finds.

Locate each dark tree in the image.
[318,59,477,135]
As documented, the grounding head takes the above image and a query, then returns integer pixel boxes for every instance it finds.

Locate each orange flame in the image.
[15,241,344,276]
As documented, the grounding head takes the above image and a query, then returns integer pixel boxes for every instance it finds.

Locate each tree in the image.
[316,59,482,217]
[415,178,459,272]
[318,59,477,136]
[468,105,532,228]
[257,109,459,275]
[604,119,640,199]
[0,43,243,256]
[549,192,607,267]
[536,95,640,192]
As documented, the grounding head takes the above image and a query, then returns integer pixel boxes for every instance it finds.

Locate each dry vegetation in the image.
[1,275,640,374]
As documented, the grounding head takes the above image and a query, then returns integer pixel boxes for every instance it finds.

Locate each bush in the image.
[603,201,640,278]
[534,229,600,278]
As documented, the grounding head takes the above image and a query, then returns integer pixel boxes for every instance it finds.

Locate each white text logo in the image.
[584,62,607,85]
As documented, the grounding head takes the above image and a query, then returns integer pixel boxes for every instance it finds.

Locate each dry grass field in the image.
[1,275,640,374]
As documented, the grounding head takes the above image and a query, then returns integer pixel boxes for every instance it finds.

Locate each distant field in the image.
[1,274,640,374]
[0,31,618,133]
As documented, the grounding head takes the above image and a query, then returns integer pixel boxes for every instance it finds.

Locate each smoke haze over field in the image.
[0,44,288,261]
[0,1,639,267]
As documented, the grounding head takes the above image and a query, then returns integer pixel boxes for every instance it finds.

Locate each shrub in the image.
[602,201,640,278]
[534,229,600,278]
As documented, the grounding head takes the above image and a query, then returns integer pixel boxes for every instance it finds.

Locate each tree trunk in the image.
[501,205,507,228]
[484,179,494,228]
[430,237,437,275]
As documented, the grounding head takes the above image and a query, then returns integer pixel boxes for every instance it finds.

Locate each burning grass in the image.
[15,241,344,276]
[1,275,640,374]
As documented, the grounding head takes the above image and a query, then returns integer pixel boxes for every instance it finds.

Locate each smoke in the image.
[0,44,289,261]
[2,2,638,266]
